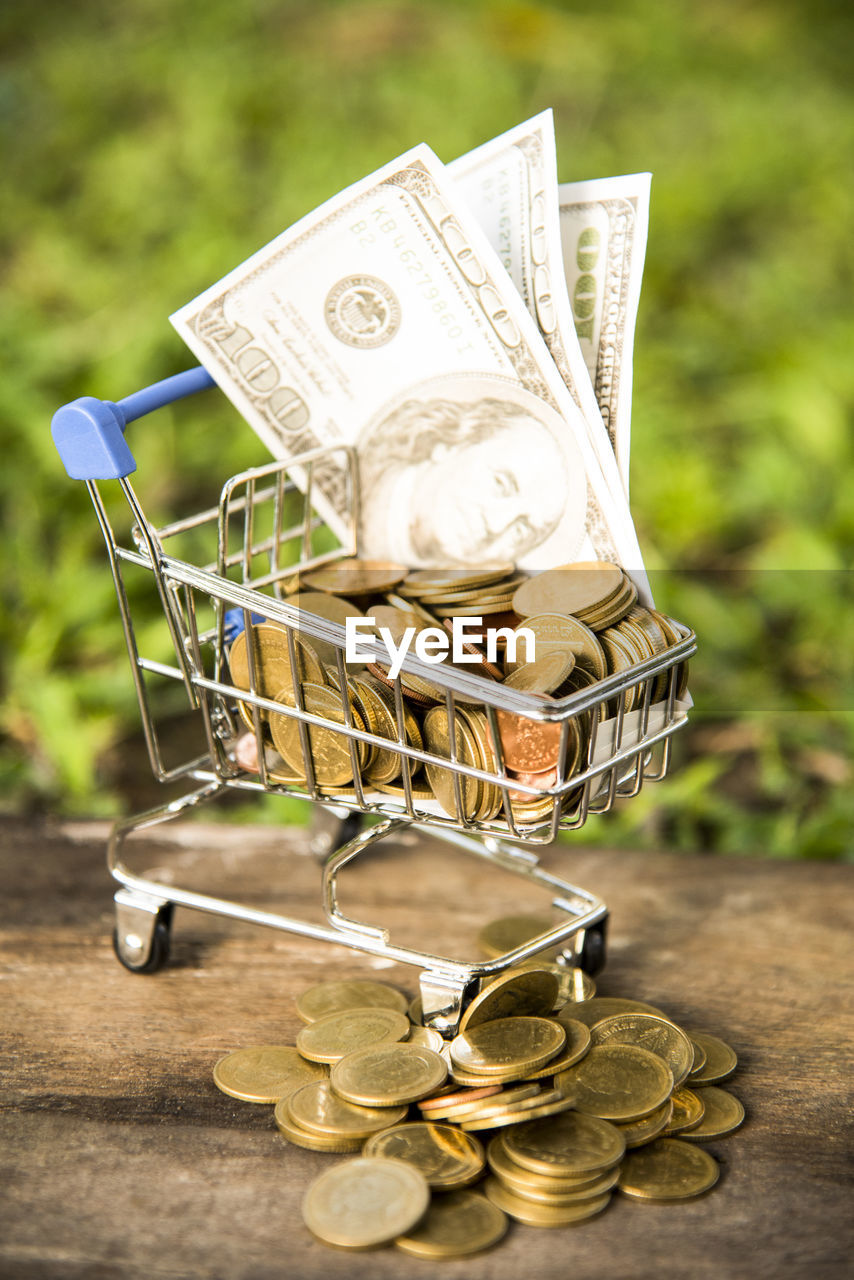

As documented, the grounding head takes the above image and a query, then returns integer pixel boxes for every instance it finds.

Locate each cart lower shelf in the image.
[109,779,608,1036]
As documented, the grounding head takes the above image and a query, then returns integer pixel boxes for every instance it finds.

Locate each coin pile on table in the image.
[213,946,743,1257]
[226,558,690,826]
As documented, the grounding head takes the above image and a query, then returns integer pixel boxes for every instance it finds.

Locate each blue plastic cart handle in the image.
[51,365,217,480]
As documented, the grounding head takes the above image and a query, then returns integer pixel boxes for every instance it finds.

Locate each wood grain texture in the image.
[2,816,852,1279]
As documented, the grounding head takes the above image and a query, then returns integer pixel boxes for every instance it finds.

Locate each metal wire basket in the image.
[53,368,696,1031]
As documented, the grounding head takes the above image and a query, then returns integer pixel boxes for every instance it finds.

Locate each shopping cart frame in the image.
[53,368,697,1032]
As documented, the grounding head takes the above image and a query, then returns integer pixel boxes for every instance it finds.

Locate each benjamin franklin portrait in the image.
[357,394,584,567]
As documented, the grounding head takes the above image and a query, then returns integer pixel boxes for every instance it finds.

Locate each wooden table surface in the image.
[2,815,852,1279]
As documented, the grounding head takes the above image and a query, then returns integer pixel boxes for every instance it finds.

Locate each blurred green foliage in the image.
[1,0,852,856]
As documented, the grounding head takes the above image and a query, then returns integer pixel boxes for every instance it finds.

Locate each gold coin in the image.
[373,772,435,801]
[302,1156,430,1249]
[599,623,634,665]
[440,1039,468,1070]
[270,682,366,786]
[261,750,306,786]
[686,1031,738,1084]
[487,1135,620,1196]
[512,561,624,618]
[556,1044,674,1123]
[615,614,655,661]
[422,705,483,819]
[617,1099,674,1148]
[459,1087,575,1131]
[463,707,507,822]
[418,1085,503,1116]
[663,1087,706,1135]
[212,1045,327,1103]
[599,631,640,710]
[503,1109,625,1177]
[509,795,561,827]
[435,589,522,610]
[625,608,668,697]
[459,968,560,1033]
[484,1177,612,1227]
[522,1018,590,1078]
[590,1013,695,1089]
[406,1025,445,1053]
[502,653,575,695]
[618,1137,719,1201]
[434,598,519,617]
[330,1043,448,1107]
[689,1038,707,1073]
[401,565,516,593]
[368,603,426,654]
[511,960,595,1005]
[275,1103,364,1153]
[301,557,408,596]
[296,979,409,1024]
[446,707,500,823]
[627,604,668,649]
[647,609,681,644]
[383,591,439,627]
[648,608,684,650]
[288,592,365,669]
[228,624,324,717]
[476,914,556,959]
[506,613,608,682]
[351,676,417,785]
[579,577,638,630]
[286,1080,408,1139]
[617,616,652,664]
[424,571,525,596]
[296,1007,411,1064]
[450,1016,566,1077]
[412,577,526,606]
[558,996,667,1029]
[678,1086,745,1140]
[437,1082,543,1122]
[451,1062,536,1087]
[649,609,691,698]
[368,660,442,706]
[395,1188,507,1259]
[363,1122,486,1189]
[492,1164,621,1205]
[386,596,440,632]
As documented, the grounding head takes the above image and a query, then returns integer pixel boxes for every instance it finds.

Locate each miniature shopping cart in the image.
[52,367,696,1033]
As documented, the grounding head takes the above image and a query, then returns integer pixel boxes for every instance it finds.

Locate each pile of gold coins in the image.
[213,919,743,1259]
[226,558,690,825]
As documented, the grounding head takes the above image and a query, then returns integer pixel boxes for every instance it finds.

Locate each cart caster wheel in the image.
[112,900,173,973]
[577,915,608,977]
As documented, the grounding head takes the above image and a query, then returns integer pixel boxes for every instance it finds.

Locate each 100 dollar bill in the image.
[171,145,648,583]
[449,111,630,519]
[559,172,651,494]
